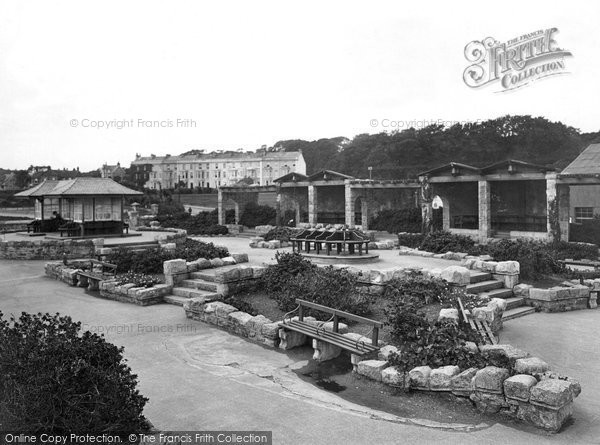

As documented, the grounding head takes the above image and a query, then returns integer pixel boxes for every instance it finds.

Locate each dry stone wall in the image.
[1,239,95,260]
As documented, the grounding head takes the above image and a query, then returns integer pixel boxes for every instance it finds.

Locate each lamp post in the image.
[368,166,373,181]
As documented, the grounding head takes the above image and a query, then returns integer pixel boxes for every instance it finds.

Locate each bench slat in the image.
[295,298,383,327]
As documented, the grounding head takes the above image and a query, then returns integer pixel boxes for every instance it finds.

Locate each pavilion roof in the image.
[15,178,143,197]
[560,143,600,176]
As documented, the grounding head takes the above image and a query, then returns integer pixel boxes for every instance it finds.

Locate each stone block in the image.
[462,258,477,269]
[514,357,550,375]
[228,311,253,335]
[98,247,112,255]
[451,367,477,396]
[378,345,399,362]
[504,374,538,401]
[470,391,508,413]
[381,367,406,387]
[408,366,432,390]
[356,360,388,381]
[214,268,240,283]
[440,266,470,286]
[268,240,281,249]
[495,261,520,274]
[161,242,176,250]
[210,258,225,268]
[438,308,459,323]
[473,366,510,394]
[237,265,253,280]
[516,400,573,432]
[247,315,272,337]
[429,365,460,391]
[221,256,237,266]
[530,379,573,408]
[279,329,307,350]
[211,301,238,319]
[194,258,212,269]
[261,322,281,341]
[163,259,187,275]
[312,339,341,362]
[479,344,530,363]
[252,266,266,278]
[231,253,249,263]
[513,283,532,297]
[481,261,498,273]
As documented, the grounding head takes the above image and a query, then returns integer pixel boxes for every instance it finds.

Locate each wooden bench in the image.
[457,297,497,345]
[279,298,383,356]
[559,259,600,271]
[75,259,117,290]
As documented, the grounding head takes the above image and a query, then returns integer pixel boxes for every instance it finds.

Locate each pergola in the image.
[16,177,143,236]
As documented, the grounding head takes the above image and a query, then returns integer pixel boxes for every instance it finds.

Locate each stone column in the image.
[217,189,225,225]
[557,183,570,242]
[344,182,355,227]
[308,185,317,225]
[275,191,281,226]
[295,202,301,225]
[478,180,491,242]
[441,196,450,231]
[361,199,369,230]
[545,172,557,242]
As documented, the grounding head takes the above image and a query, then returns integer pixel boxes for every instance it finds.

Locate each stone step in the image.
[163,295,191,306]
[503,296,525,310]
[479,288,514,299]
[190,271,216,282]
[172,287,220,299]
[466,280,504,293]
[181,279,218,292]
[502,306,536,321]
[469,271,492,284]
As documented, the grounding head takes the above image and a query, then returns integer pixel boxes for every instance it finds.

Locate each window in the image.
[95,197,112,221]
[575,207,594,223]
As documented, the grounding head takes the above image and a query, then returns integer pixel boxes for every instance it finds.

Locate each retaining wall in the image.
[2,239,95,260]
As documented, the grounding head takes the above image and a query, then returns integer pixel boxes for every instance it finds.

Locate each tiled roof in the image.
[15,178,142,197]
[561,144,600,176]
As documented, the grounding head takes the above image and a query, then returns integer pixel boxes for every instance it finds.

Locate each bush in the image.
[552,240,598,260]
[484,239,562,281]
[418,231,478,254]
[107,239,229,274]
[569,217,600,246]
[370,208,422,233]
[115,272,162,288]
[0,311,149,432]
[397,233,425,248]
[238,202,276,227]
[261,252,370,316]
[263,226,299,242]
[383,273,453,307]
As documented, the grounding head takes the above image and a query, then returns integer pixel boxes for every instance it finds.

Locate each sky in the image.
[1,0,599,171]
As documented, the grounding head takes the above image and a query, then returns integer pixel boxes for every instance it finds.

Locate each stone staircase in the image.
[163,268,222,306]
[467,271,535,321]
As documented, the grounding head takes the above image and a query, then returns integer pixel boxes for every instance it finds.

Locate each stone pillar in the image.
[361,199,369,230]
[308,185,317,225]
[275,191,281,226]
[441,196,450,231]
[295,202,301,225]
[344,182,354,227]
[233,202,240,225]
[128,211,139,229]
[557,183,570,242]
[478,180,491,242]
[217,189,225,226]
[546,173,557,242]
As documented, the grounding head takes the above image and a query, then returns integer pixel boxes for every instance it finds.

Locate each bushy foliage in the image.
[115,272,162,288]
[155,208,230,235]
[551,240,599,260]
[370,208,422,233]
[484,239,563,280]
[0,311,149,432]
[261,252,370,316]
[238,202,276,227]
[418,231,478,254]
[397,233,425,248]
[383,273,453,307]
[263,226,299,242]
[107,239,229,274]
[569,217,600,246]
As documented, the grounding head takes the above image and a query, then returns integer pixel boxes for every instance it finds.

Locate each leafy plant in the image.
[370,208,422,234]
[238,202,276,227]
[383,272,452,307]
[0,311,150,432]
[115,272,162,288]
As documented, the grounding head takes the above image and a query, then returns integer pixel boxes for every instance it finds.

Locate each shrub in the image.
[115,272,162,288]
[107,239,229,274]
[238,202,276,227]
[397,233,425,248]
[552,240,598,260]
[370,208,422,233]
[0,311,149,432]
[569,217,600,246]
[383,273,452,307]
[261,252,370,316]
[263,226,299,242]
[418,231,478,254]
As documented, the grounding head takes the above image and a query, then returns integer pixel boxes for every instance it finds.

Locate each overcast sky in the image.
[1,0,598,171]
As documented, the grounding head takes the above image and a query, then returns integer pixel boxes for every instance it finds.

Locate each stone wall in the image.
[353,344,581,433]
[1,239,95,260]
[514,280,598,312]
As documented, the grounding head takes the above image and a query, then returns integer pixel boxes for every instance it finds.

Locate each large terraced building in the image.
[131,150,306,190]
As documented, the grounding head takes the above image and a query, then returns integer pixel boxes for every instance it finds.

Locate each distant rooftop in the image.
[560,143,600,176]
[132,150,303,164]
